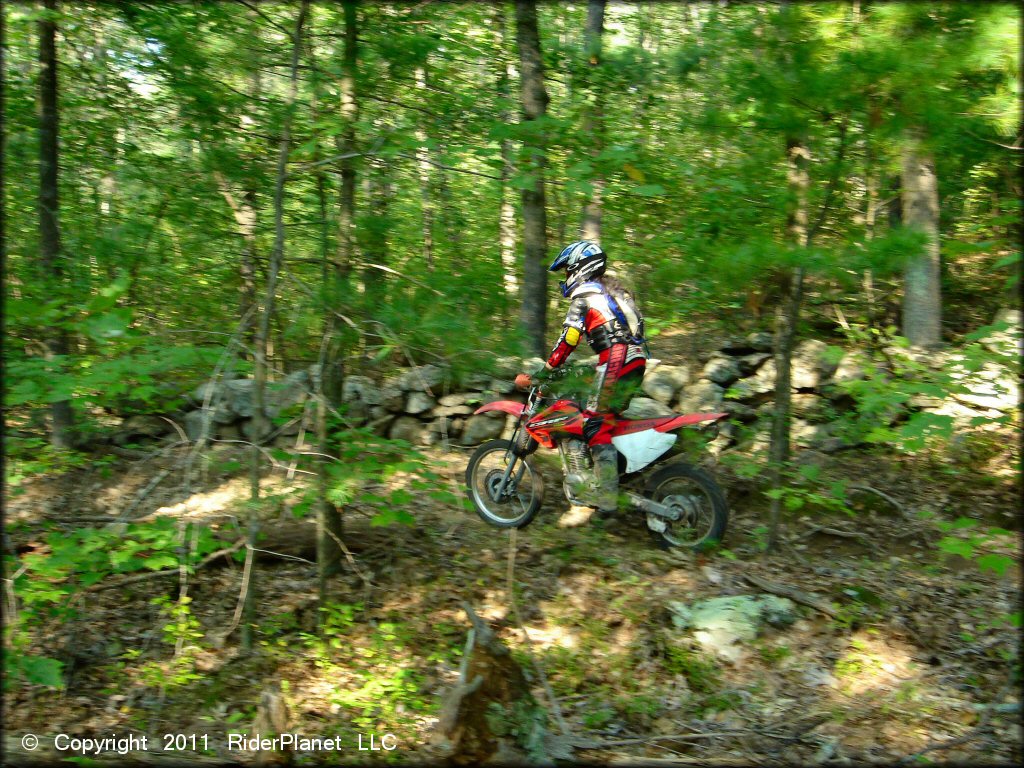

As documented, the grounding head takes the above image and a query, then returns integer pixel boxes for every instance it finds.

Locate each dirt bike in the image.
[464,370,730,550]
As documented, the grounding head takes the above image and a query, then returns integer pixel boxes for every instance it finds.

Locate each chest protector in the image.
[569,282,647,354]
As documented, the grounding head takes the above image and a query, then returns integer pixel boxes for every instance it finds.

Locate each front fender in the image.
[474,400,525,418]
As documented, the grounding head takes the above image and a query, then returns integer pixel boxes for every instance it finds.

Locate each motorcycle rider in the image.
[536,240,648,517]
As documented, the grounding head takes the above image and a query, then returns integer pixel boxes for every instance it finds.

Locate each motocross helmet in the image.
[549,240,606,297]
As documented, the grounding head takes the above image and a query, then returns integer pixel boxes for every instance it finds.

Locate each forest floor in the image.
[4,419,1021,766]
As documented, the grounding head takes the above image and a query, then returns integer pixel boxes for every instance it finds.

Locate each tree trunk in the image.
[38,0,75,449]
[514,0,550,356]
[244,0,309,652]
[313,342,343,614]
[436,163,462,249]
[415,65,435,271]
[362,153,392,304]
[494,6,518,300]
[900,131,942,348]
[335,0,358,286]
[0,0,5,265]
[766,137,809,552]
[306,13,332,281]
[579,0,605,242]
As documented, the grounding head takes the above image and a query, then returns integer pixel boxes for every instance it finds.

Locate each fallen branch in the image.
[120,469,172,520]
[794,525,875,547]
[85,539,245,592]
[595,731,751,748]
[742,573,839,618]
[847,484,907,518]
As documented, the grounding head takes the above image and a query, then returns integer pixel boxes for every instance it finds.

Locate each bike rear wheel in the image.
[465,439,544,529]
[643,462,728,551]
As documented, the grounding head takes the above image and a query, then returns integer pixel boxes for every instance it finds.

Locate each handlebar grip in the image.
[514,373,534,391]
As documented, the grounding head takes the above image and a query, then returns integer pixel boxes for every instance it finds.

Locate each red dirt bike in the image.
[464,370,730,550]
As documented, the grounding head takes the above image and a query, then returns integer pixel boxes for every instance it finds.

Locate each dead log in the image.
[432,602,549,765]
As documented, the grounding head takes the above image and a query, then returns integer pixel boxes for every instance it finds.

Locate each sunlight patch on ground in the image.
[152,476,300,519]
[518,622,579,650]
[831,629,917,696]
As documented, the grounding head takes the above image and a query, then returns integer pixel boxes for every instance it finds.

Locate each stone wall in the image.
[117,311,1018,452]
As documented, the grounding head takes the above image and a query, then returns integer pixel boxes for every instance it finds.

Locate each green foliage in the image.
[935,517,1016,578]
[319,425,465,526]
[763,462,851,518]
[5,650,65,690]
[9,519,220,612]
[661,642,721,694]
[830,323,1018,455]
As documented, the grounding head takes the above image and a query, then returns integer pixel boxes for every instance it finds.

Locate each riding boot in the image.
[590,444,620,517]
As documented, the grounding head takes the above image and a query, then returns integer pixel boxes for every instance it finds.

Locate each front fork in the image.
[494,451,526,501]
[494,407,535,501]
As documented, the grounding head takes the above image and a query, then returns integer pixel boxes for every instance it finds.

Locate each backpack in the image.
[604,285,647,347]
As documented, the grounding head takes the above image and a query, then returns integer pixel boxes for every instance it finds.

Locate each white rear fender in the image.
[611,428,677,473]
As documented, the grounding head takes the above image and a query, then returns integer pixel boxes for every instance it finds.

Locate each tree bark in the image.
[900,131,942,348]
[579,0,606,242]
[766,137,809,552]
[244,0,309,652]
[514,0,550,356]
[415,65,435,271]
[306,12,332,281]
[494,6,518,300]
[335,0,358,286]
[362,154,392,304]
[38,0,75,449]
[313,342,343,614]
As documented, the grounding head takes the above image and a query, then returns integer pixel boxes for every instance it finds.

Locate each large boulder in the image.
[791,393,830,422]
[829,350,870,386]
[266,369,311,417]
[621,397,676,419]
[642,364,691,404]
[438,393,474,407]
[747,359,778,395]
[342,375,378,405]
[389,416,428,444]
[460,413,506,445]
[221,379,255,418]
[736,353,772,376]
[791,340,840,389]
[720,336,757,355]
[489,378,517,395]
[676,380,724,413]
[792,419,836,449]
[668,595,799,663]
[379,381,405,411]
[492,356,524,378]
[405,391,436,415]
[393,364,447,392]
[184,410,215,441]
[462,372,493,391]
[702,355,742,387]
[721,400,757,421]
[114,415,172,445]
[747,331,774,352]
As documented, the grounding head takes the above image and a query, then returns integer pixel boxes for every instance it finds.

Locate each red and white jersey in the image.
[547,282,646,369]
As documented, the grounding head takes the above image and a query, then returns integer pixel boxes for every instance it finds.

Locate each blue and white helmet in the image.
[548,240,607,297]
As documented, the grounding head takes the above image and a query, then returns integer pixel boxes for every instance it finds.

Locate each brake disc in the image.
[485,469,516,502]
[661,494,700,526]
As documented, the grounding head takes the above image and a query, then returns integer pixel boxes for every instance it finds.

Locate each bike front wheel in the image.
[465,439,544,529]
